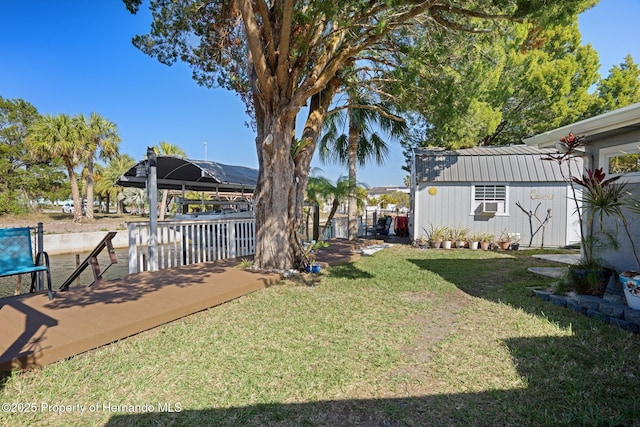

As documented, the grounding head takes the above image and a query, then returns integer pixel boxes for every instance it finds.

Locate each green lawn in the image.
[1,245,639,426]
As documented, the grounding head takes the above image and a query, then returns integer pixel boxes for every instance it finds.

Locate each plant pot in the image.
[511,243,520,250]
[442,240,452,249]
[498,241,511,250]
[619,272,640,310]
[570,268,612,296]
[305,263,321,274]
[430,240,442,249]
[470,241,479,250]
[480,241,490,251]
[456,240,466,249]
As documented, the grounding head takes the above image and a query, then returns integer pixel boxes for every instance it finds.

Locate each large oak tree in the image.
[124,0,590,270]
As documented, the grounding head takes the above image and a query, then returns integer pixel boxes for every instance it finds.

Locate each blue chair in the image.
[0,227,52,300]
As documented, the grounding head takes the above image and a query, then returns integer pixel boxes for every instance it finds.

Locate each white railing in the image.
[127,218,256,274]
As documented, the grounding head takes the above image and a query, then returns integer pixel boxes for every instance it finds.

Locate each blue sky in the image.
[1,1,639,187]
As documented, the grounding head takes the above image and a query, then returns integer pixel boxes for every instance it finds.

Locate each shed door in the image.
[566,187,582,246]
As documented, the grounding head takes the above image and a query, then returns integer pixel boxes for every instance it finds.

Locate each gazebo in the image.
[117,154,259,272]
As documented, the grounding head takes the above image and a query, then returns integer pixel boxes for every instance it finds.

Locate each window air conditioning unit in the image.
[481,202,499,213]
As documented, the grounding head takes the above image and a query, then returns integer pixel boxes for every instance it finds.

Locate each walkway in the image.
[527,253,581,278]
[0,239,378,375]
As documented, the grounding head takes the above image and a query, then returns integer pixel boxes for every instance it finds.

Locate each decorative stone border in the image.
[531,289,640,333]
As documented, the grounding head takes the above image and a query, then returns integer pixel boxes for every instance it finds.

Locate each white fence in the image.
[127,218,256,274]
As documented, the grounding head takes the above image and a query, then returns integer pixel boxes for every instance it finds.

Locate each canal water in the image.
[0,249,130,298]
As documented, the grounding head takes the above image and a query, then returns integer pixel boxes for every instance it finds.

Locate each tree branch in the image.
[277,0,295,95]
[254,0,277,68]
[238,0,272,100]
[429,5,516,33]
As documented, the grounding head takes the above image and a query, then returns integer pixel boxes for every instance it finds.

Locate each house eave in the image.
[523,102,640,148]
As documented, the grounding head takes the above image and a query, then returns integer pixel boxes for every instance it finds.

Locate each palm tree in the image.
[319,91,407,239]
[304,172,332,240]
[321,176,358,237]
[121,188,147,215]
[153,142,186,220]
[92,163,107,212]
[306,174,366,238]
[78,113,121,219]
[95,154,136,214]
[26,114,85,222]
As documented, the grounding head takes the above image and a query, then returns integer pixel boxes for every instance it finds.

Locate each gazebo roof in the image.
[116,156,258,194]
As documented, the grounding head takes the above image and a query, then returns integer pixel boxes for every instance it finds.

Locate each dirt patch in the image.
[399,290,472,365]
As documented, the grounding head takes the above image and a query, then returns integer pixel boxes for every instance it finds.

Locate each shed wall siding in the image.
[415,182,574,247]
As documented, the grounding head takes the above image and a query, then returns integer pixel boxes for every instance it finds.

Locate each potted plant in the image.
[452,225,470,249]
[469,232,483,250]
[566,258,614,296]
[509,233,521,250]
[442,227,453,249]
[423,224,447,249]
[411,237,428,249]
[619,195,640,308]
[479,233,494,250]
[497,230,512,250]
[304,240,329,273]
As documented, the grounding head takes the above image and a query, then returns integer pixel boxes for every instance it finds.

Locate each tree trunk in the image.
[159,189,169,221]
[65,159,83,223]
[294,81,341,238]
[253,84,339,271]
[116,191,123,214]
[347,109,358,241]
[86,158,95,219]
[253,114,298,271]
[323,199,340,236]
[250,69,339,270]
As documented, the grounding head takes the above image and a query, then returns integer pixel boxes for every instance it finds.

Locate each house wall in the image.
[585,128,640,273]
[597,182,640,272]
[588,128,640,171]
[413,181,577,247]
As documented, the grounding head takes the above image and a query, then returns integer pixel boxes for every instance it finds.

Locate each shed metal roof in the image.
[117,156,258,193]
[414,145,582,183]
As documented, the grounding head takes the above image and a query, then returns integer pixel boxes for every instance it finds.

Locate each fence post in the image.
[128,223,138,274]
[147,147,159,272]
[228,222,237,258]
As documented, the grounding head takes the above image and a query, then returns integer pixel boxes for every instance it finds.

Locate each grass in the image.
[1,245,639,426]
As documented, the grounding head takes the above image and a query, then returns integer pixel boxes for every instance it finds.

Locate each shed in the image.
[410,145,582,247]
[524,102,640,272]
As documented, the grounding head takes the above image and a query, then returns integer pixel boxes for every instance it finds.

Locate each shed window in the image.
[472,184,507,215]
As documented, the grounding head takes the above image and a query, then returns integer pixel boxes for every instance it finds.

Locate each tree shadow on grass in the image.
[328,262,374,280]
[103,330,640,427]
[101,255,640,426]
[105,394,518,426]
[407,253,584,331]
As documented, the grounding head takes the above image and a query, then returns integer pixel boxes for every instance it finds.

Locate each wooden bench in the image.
[0,227,52,300]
